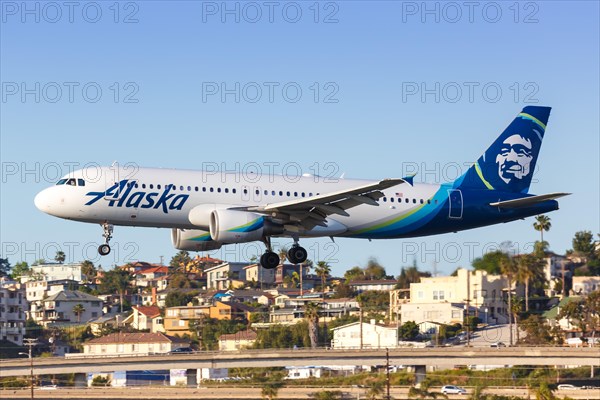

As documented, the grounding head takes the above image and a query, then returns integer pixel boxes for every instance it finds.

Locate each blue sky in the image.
[1,1,598,277]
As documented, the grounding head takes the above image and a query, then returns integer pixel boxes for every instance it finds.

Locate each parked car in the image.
[441,385,467,394]
[169,347,194,354]
[490,342,506,348]
[557,384,580,390]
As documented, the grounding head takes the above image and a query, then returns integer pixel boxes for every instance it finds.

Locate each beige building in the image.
[331,321,398,349]
[124,305,165,333]
[164,305,210,336]
[83,332,189,356]
[400,268,513,326]
[244,263,275,285]
[218,329,257,351]
[0,278,26,345]
[205,262,247,290]
[572,276,600,296]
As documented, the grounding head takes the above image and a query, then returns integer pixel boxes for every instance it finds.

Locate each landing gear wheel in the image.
[98,244,111,256]
[287,246,308,264]
[260,251,280,269]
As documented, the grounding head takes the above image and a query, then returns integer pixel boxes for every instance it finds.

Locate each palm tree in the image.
[517,254,544,312]
[72,303,86,323]
[499,253,518,346]
[366,381,385,400]
[278,247,288,265]
[315,261,332,302]
[533,215,551,243]
[54,251,66,264]
[304,302,320,349]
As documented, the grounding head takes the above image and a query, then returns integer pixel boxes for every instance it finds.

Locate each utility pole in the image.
[386,348,390,400]
[20,338,37,400]
[359,307,363,350]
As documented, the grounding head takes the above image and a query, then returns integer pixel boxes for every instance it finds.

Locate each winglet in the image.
[402,173,416,186]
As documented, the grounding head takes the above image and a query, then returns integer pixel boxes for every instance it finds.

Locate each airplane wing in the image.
[489,192,571,208]
[244,178,407,230]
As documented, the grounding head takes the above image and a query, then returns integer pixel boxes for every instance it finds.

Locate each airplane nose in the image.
[34,188,51,213]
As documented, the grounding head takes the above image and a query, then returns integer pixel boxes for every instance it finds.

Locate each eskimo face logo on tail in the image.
[85,180,189,214]
[495,134,534,184]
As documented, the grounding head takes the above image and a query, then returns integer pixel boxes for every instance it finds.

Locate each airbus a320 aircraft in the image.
[35,106,568,269]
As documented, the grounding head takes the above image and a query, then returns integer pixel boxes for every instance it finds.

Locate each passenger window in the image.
[279,191,283,196]
[383,197,387,202]
[202,187,206,192]
[157,184,162,189]
[142,184,146,189]
[217,188,221,193]
[180,186,184,191]
[232,188,237,194]
[243,189,248,194]
[413,199,416,204]
[405,198,409,203]
[420,199,424,204]
[309,193,313,197]
[301,192,305,197]
[264,190,268,195]
[294,192,298,197]
[286,191,290,197]
[77,179,85,186]
[255,189,259,195]
[188,186,192,191]
[225,188,229,193]
[210,188,214,192]
[195,187,199,192]
[427,199,431,204]
[56,179,68,185]
[135,183,139,189]
[149,184,154,189]
[390,197,394,202]
[272,190,276,196]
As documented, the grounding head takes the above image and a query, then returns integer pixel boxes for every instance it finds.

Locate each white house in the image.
[205,262,247,290]
[331,321,398,349]
[244,263,275,285]
[82,332,189,356]
[0,278,26,345]
[23,263,85,283]
[123,305,165,333]
[349,280,397,293]
[36,290,103,326]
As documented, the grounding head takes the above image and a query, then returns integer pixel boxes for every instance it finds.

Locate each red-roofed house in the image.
[134,266,170,287]
[82,332,188,356]
[218,329,257,351]
[122,305,164,333]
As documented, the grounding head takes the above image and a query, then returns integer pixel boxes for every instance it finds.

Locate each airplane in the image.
[34,106,569,269]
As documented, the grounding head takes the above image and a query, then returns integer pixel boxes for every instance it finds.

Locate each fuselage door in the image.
[448,189,463,219]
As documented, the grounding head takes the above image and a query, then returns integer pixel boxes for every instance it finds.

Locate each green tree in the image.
[165,290,195,307]
[0,257,10,277]
[10,261,30,279]
[364,258,387,280]
[168,272,193,289]
[54,251,66,264]
[499,253,518,346]
[516,254,545,312]
[408,379,446,399]
[170,250,192,271]
[344,266,365,283]
[571,231,596,259]
[399,321,420,340]
[397,264,431,289]
[332,281,355,298]
[72,303,86,323]
[304,302,320,349]
[366,381,385,400]
[533,215,551,243]
[518,314,554,345]
[80,260,96,282]
[472,250,506,274]
[315,261,332,301]
[98,269,132,312]
[357,291,390,314]
[261,380,282,400]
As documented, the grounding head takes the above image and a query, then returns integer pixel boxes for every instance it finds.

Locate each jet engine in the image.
[171,228,223,251]
[209,209,282,243]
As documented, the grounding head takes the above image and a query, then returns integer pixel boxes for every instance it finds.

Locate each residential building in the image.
[205,262,247,290]
[349,279,397,293]
[0,278,26,345]
[218,329,257,351]
[401,268,513,326]
[541,253,573,296]
[544,296,583,333]
[164,305,210,336]
[35,290,103,326]
[209,301,255,321]
[572,276,600,296]
[244,263,275,286]
[133,266,169,288]
[124,305,164,333]
[23,262,85,283]
[82,332,189,356]
[331,321,398,349]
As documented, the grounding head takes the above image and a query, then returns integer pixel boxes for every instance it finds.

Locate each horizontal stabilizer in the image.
[490,192,570,208]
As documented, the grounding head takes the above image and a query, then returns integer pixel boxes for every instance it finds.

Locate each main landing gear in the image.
[259,237,308,269]
[98,223,113,256]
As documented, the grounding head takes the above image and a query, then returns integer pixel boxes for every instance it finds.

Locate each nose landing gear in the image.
[98,223,113,256]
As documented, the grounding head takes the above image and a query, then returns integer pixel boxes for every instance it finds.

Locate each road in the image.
[1,347,599,377]
[2,386,599,399]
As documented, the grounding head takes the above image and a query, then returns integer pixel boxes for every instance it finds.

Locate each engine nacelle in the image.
[210,210,282,243]
[171,228,223,251]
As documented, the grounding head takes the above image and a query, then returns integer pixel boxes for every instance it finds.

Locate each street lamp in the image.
[19,339,36,400]
[463,304,470,347]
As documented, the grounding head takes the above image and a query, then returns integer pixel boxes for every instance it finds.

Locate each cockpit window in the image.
[56,179,68,185]
[78,179,85,186]
[66,178,76,186]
